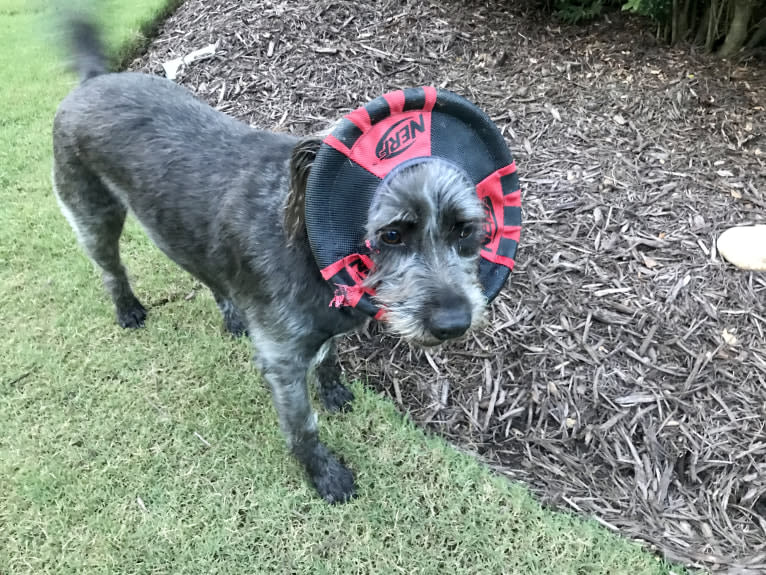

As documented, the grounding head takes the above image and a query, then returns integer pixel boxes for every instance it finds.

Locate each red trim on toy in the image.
[383,90,406,114]
[322,253,378,309]
[494,161,518,182]
[423,86,437,112]
[477,165,522,270]
[324,134,352,157]
[330,284,367,308]
[504,225,522,243]
[481,250,517,270]
[504,188,522,210]
[346,106,372,133]
[320,253,374,282]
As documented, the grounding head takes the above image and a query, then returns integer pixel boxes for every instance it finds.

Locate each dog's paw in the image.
[217,298,248,337]
[319,381,355,413]
[117,301,147,329]
[223,316,249,338]
[303,445,356,504]
[312,456,356,504]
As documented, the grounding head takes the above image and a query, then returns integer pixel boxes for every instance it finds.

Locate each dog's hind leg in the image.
[52,160,146,328]
[213,292,248,337]
[249,327,355,503]
[310,339,354,412]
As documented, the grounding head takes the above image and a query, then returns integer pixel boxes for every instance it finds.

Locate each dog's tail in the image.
[64,12,108,83]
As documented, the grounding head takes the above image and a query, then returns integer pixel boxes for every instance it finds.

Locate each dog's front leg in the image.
[310,338,355,412]
[252,332,355,504]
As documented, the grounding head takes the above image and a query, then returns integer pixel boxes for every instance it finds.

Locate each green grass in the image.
[0,1,687,573]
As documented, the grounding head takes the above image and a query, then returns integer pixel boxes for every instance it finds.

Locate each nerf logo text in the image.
[481,196,498,251]
[375,114,426,160]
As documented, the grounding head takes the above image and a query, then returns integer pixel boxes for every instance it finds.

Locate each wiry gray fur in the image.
[364,161,488,345]
[52,13,488,503]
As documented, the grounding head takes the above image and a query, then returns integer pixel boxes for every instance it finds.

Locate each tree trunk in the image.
[672,0,679,44]
[707,0,729,51]
[718,0,755,56]
[706,0,718,50]
[746,16,766,48]
[678,0,690,41]
[695,1,711,45]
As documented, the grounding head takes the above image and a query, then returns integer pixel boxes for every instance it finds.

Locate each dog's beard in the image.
[366,255,487,347]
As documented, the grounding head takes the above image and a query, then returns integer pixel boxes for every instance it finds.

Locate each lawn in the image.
[0,0,686,573]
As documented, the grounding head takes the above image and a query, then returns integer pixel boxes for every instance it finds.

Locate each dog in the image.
[52,14,488,503]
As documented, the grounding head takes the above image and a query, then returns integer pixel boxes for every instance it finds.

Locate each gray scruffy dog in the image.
[53,15,487,503]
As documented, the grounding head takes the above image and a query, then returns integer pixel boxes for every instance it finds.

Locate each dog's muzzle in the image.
[426,292,472,341]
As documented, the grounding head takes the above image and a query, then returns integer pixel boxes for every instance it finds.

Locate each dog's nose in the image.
[428,294,472,341]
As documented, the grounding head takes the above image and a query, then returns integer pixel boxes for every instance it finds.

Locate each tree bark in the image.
[746,16,766,48]
[672,0,679,43]
[706,0,718,50]
[718,0,756,56]
[695,1,711,45]
[678,0,690,41]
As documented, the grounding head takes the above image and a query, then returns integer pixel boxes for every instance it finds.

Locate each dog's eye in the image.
[456,224,473,240]
[381,229,402,245]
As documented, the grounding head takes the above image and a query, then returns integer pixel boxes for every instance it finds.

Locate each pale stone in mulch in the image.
[718,225,766,271]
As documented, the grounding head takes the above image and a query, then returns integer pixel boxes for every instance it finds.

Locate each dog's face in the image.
[287,138,488,347]
[364,161,487,346]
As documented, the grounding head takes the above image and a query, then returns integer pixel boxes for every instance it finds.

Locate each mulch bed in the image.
[132,1,766,571]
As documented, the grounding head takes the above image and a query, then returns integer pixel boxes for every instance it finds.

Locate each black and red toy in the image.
[305,87,522,319]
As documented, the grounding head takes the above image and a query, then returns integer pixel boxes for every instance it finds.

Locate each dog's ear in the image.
[285,136,323,243]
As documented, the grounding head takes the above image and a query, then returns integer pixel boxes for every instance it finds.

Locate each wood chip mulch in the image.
[131,1,766,571]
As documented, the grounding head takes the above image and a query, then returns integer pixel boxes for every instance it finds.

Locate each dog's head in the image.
[363,160,486,346]
[287,139,487,347]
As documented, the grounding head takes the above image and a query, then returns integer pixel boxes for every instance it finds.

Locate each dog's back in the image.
[55,16,294,219]
[54,13,304,283]
[52,13,318,321]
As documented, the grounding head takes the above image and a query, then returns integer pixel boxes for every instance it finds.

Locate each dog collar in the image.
[304,87,522,320]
